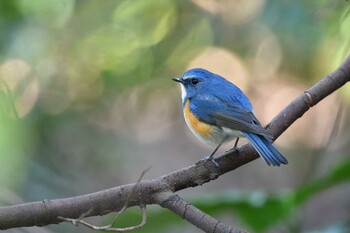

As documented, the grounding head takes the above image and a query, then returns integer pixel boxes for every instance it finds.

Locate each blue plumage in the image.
[243,133,288,166]
[173,68,288,166]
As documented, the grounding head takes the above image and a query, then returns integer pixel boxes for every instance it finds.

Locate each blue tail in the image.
[243,132,288,166]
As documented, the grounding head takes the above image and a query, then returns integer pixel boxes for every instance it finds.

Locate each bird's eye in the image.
[191,78,199,85]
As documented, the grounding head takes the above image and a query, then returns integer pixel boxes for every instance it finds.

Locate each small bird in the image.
[172,68,288,166]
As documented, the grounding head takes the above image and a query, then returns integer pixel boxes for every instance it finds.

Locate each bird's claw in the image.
[225,146,239,154]
[196,155,219,167]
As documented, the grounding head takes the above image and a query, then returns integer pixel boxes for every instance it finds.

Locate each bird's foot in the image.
[196,155,219,167]
[225,146,239,154]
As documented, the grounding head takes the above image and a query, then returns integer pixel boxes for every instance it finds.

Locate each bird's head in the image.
[172,68,221,104]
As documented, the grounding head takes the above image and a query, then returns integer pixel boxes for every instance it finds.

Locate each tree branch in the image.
[0,55,349,231]
[154,191,246,233]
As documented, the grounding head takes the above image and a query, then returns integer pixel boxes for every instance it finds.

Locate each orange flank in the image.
[184,100,214,138]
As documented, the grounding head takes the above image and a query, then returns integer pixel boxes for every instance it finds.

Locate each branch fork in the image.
[0,55,349,232]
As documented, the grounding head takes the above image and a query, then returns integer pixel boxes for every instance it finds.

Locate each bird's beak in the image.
[172,77,184,84]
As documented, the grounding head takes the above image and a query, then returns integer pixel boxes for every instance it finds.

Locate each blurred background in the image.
[0,0,350,232]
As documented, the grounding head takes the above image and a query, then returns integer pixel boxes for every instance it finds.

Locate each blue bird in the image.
[172,68,288,166]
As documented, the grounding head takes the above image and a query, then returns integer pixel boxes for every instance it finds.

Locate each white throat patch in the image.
[180,84,187,103]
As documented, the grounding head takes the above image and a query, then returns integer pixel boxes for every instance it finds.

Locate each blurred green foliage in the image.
[0,1,349,233]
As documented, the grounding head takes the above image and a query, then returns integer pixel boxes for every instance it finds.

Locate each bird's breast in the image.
[183,100,219,145]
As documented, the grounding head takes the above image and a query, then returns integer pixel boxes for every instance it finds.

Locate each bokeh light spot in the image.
[167,19,214,68]
[17,0,75,28]
[252,33,282,81]
[80,25,141,75]
[187,47,248,91]
[192,0,265,25]
[113,0,177,47]
[0,59,39,117]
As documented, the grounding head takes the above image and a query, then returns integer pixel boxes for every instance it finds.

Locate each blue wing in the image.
[190,95,270,138]
[189,94,288,166]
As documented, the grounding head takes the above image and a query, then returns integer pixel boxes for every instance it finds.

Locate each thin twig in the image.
[58,166,151,232]
[58,205,147,232]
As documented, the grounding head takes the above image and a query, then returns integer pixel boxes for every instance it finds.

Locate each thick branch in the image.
[267,59,350,138]
[154,191,246,233]
[0,55,349,230]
